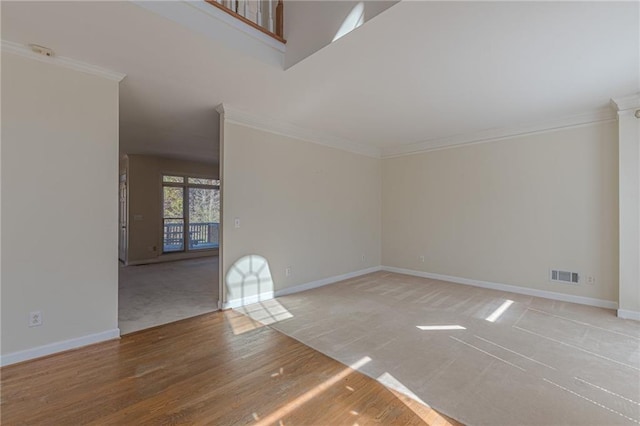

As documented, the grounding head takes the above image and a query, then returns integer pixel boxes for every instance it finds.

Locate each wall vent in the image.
[550,269,579,284]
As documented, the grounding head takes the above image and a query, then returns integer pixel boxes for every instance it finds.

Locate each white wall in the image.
[221,121,381,305]
[1,52,120,364]
[285,0,398,68]
[617,106,640,317]
[382,122,619,304]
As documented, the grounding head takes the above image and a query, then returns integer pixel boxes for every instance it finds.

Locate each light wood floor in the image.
[261,272,640,426]
[1,310,460,425]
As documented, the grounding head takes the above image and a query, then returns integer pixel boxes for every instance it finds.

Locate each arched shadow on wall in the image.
[226,254,274,305]
[225,254,293,335]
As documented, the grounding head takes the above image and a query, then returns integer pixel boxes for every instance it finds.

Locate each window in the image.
[163,175,184,183]
[162,175,220,253]
[188,177,219,186]
[162,186,184,252]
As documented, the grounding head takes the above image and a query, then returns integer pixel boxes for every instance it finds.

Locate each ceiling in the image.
[2,1,638,163]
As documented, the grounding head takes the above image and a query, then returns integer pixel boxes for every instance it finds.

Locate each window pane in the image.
[188,177,219,186]
[163,186,183,219]
[163,175,184,183]
[163,186,184,252]
[163,219,184,252]
[188,187,220,250]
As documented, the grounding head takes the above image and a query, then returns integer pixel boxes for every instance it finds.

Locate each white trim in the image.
[223,267,382,307]
[381,109,617,158]
[216,106,620,161]
[0,40,126,82]
[381,266,618,310]
[224,266,381,309]
[610,93,640,112]
[224,290,275,309]
[617,309,640,321]
[216,104,381,158]
[0,329,120,367]
[275,266,382,297]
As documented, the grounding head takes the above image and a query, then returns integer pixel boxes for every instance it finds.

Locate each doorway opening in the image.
[117,155,221,335]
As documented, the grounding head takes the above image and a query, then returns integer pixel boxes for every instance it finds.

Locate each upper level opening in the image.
[205,0,285,44]
[133,0,285,68]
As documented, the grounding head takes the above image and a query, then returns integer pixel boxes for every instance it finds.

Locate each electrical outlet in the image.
[586,276,596,285]
[29,311,42,327]
[419,255,425,263]
[285,267,292,277]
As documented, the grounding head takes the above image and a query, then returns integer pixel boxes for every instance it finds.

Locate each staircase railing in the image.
[205,0,285,43]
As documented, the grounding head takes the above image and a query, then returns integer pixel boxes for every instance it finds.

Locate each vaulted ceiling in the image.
[2,1,638,163]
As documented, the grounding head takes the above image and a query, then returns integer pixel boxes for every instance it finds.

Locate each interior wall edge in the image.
[617,309,640,321]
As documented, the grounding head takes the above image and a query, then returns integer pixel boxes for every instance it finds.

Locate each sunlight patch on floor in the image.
[253,356,372,426]
[235,299,293,326]
[417,325,466,331]
[224,310,265,335]
[486,299,514,322]
[377,372,457,426]
[377,372,427,406]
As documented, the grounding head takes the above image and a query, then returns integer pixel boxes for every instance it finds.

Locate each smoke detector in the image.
[29,44,54,57]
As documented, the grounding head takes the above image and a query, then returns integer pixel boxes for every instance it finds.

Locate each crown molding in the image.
[610,93,640,112]
[217,104,381,158]
[381,108,617,158]
[1,40,126,82]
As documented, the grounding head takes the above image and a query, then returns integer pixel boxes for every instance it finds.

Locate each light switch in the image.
[234,217,240,228]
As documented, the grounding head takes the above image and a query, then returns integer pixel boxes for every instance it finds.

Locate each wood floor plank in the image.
[1,311,461,425]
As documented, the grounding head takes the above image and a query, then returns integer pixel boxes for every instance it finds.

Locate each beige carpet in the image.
[118,257,219,334]
[235,271,640,426]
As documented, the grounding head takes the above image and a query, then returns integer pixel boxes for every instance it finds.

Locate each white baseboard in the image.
[0,328,120,367]
[224,291,275,309]
[275,266,382,297]
[617,309,640,321]
[223,266,383,308]
[381,266,618,310]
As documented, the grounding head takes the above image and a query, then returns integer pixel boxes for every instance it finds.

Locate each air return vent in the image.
[550,269,579,284]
